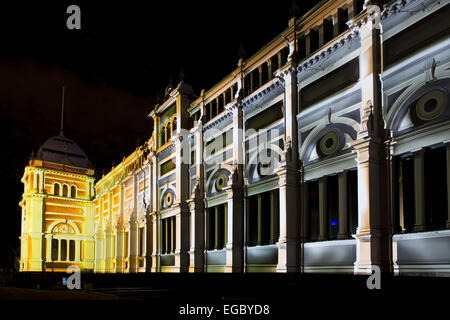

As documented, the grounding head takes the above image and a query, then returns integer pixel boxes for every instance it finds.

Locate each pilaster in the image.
[275,52,300,273]
[349,5,392,274]
[224,103,245,273]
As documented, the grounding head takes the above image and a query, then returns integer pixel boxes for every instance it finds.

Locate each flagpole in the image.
[60,86,65,136]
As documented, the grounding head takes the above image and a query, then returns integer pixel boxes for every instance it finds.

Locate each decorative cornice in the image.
[157,141,176,157]
[240,79,282,108]
[202,108,234,132]
[275,64,297,78]
[381,0,409,20]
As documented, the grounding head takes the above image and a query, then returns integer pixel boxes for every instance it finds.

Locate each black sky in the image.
[0,0,321,268]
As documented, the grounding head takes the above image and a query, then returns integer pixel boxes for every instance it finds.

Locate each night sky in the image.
[0,0,321,268]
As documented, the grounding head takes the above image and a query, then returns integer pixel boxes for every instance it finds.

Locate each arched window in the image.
[54,183,60,196]
[70,185,77,198]
[172,117,177,136]
[62,184,68,197]
[167,121,172,139]
[161,126,166,145]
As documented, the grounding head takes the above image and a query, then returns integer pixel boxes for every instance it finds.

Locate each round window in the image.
[414,90,447,121]
[165,192,173,207]
[215,174,227,191]
[317,131,339,157]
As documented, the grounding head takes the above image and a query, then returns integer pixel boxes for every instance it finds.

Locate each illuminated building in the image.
[19,132,96,272]
[20,0,450,275]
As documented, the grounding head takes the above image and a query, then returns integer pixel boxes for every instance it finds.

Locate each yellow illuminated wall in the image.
[93,141,151,273]
[19,159,96,272]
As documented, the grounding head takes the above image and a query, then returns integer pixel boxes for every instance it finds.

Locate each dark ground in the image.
[0,272,447,318]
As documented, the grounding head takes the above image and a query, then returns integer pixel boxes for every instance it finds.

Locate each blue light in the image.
[331,219,338,226]
[62,277,67,286]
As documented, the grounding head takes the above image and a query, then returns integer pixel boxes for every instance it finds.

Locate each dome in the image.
[37,135,91,168]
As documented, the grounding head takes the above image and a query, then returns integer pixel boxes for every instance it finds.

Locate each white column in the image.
[173,133,189,272]
[75,240,81,262]
[144,212,153,272]
[349,5,392,274]
[57,239,61,261]
[190,122,205,272]
[151,213,158,272]
[40,171,44,194]
[33,172,38,193]
[115,226,124,273]
[129,219,138,273]
[275,53,300,273]
[104,191,114,272]
[45,236,52,262]
[224,103,245,273]
[150,154,159,272]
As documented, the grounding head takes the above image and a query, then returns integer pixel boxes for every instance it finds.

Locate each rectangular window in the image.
[300,58,359,109]
[308,180,320,242]
[402,155,415,232]
[245,101,283,131]
[424,147,447,230]
[61,239,67,261]
[69,240,75,261]
[309,29,319,53]
[338,8,349,34]
[394,147,448,233]
[206,204,226,250]
[323,19,334,44]
[327,175,339,240]
[353,0,364,16]
[161,219,166,254]
[161,217,176,254]
[348,170,358,235]
[271,54,279,72]
[160,159,175,176]
[298,36,306,60]
[139,227,145,257]
[191,149,195,166]
[247,190,279,247]
[51,239,59,261]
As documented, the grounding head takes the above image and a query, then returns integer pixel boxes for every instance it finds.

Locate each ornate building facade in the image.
[19,134,96,272]
[20,0,450,275]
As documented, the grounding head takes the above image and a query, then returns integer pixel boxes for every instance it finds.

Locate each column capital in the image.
[274,60,298,80]
[347,3,382,33]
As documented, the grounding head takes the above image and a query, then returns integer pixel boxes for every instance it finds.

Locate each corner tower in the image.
[19,133,96,272]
